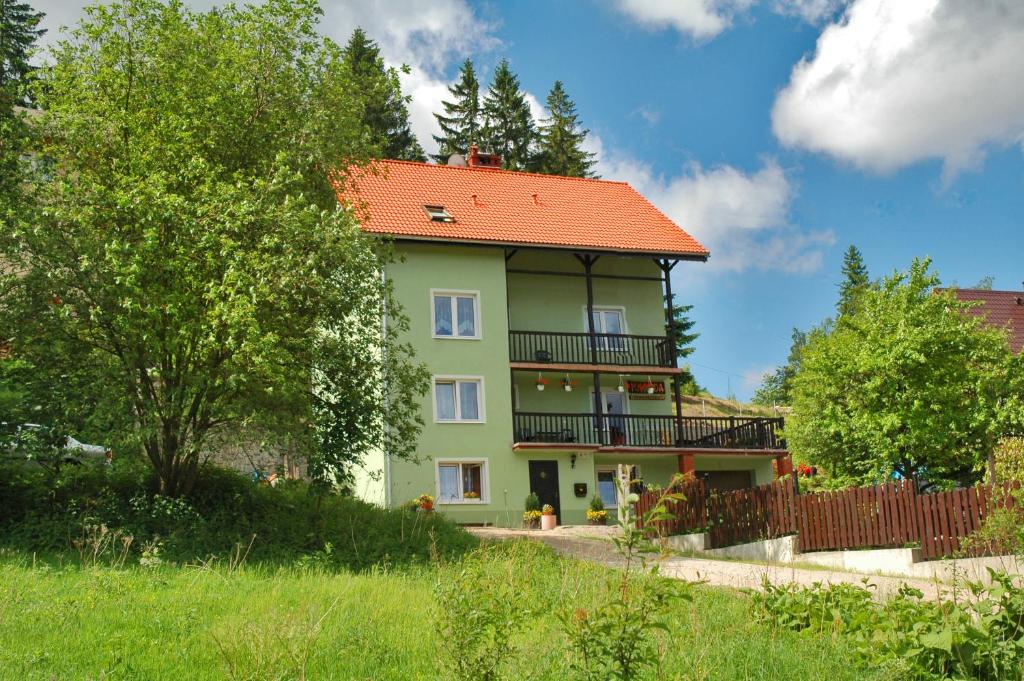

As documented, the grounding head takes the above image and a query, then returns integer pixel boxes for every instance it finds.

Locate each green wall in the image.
[376,242,769,526]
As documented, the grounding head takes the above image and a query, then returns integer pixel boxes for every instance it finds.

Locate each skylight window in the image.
[424,205,455,223]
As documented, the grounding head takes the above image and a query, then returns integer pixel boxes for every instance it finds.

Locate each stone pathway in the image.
[468,526,949,600]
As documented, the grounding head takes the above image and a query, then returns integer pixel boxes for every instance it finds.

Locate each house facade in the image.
[342,150,790,526]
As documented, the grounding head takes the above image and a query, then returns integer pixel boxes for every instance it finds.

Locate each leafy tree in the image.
[752,328,809,406]
[340,28,425,162]
[534,80,597,178]
[480,59,534,171]
[786,258,1020,489]
[0,0,44,107]
[0,0,428,496]
[837,244,869,317]
[432,58,480,163]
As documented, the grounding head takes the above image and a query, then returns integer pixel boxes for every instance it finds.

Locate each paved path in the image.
[468,527,949,600]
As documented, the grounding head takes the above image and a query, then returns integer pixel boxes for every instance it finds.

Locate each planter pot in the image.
[541,514,557,530]
[419,503,434,512]
[588,518,607,526]
[524,518,540,530]
[536,384,545,391]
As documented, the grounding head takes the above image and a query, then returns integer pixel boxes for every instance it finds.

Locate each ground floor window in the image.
[596,469,619,508]
[436,459,488,503]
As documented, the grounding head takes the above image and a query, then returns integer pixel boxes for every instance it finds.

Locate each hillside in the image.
[678,394,782,418]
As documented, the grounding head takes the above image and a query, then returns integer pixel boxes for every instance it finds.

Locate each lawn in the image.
[0,543,884,681]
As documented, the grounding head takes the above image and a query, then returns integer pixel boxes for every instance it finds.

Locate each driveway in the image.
[468,526,949,600]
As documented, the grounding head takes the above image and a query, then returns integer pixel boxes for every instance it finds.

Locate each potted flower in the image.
[535,376,549,391]
[523,492,541,529]
[416,493,434,512]
[560,377,576,392]
[464,490,479,500]
[586,495,608,525]
[540,503,557,530]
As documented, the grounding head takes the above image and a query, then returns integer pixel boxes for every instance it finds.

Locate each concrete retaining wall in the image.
[664,533,1022,583]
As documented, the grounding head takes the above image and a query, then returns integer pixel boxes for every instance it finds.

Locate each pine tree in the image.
[665,293,699,359]
[480,59,534,170]
[534,80,596,178]
[837,245,870,317]
[0,0,45,107]
[341,28,424,162]
[432,59,480,163]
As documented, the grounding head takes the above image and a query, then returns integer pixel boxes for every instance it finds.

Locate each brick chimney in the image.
[467,144,502,169]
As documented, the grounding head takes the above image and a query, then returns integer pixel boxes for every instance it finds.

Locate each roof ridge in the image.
[950,288,1024,295]
[369,158,630,186]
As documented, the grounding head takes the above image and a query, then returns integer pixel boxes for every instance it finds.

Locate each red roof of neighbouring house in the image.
[337,160,709,259]
[948,289,1024,353]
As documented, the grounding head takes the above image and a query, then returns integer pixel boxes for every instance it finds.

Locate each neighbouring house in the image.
[339,148,791,526]
[947,286,1024,355]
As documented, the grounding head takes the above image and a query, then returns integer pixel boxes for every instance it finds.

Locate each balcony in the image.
[509,330,675,371]
[512,412,785,450]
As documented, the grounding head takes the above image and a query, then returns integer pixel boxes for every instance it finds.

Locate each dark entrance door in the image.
[528,460,561,520]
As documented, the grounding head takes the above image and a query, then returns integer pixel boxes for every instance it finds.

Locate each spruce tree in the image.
[837,244,870,317]
[534,80,596,178]
[480,59,534,170]
[341,28,424,162]
[0,0,45,107]
[665,293,698,359]
[432,59,480,163]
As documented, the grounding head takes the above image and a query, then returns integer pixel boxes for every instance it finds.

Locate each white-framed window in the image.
[432,290,480,339]
[583,306,627,350]
[436,458,489,503]
[596,467,620,508]
[433,376,485,423]
[595,464,642,508]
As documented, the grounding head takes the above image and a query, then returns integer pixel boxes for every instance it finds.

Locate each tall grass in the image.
[0,462,476,570]
[0,541,884,680]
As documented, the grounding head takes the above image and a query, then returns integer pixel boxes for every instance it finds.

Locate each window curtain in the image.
[438,465,460,501]
[434,295,453,336]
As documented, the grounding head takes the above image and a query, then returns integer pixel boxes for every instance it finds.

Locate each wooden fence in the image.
[634,477,1021,558]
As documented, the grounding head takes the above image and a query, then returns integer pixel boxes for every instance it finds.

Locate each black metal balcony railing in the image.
[509,330,674,368]
[513,412,785,450]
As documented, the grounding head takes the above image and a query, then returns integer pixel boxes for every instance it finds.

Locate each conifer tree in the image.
[341,28,424,162]
[480,59,534,170]
[534,80,596,178]
[837,244,870,317]
[432,59,480,163]
[665,293,699,359]
[0,0,45,107]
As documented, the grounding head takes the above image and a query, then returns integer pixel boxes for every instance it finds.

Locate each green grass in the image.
[0,543,886,681]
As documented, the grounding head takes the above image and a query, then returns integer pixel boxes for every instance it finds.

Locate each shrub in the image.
[750,572,1024,679]
[589,495,605,512]
[0,461,477,570]
[524,492,541,512]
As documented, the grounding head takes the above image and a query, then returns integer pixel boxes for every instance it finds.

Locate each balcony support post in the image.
[576,253,605,443]
[658,258,685,446]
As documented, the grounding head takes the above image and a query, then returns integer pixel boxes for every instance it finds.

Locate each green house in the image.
[342,149,790,526]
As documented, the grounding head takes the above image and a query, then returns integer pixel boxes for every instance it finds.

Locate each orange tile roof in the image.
[948,289,1024,354]
[338,160,709,258]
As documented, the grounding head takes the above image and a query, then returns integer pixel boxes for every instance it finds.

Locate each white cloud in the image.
[772,0,1024,180]
[590,136,834,274]
[771,0,848,24]
[613,0,844,39]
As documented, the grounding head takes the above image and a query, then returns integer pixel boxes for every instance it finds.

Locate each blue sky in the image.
[35,0,1024,400]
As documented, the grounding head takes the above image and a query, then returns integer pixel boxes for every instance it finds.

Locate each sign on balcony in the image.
[626,380,666,400]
